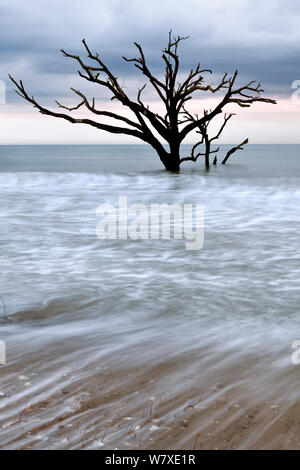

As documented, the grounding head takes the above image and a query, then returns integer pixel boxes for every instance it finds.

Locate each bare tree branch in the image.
[62,40,169,140]
[56,88,142,129]
[179,70,276,142]
[9,75,147,139]
[180,111,233,166]
[222,138,249,164]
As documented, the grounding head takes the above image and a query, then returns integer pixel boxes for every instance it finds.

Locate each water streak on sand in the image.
[0,145,300,449]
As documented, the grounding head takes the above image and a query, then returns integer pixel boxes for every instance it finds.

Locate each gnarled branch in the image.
[8,75,147,140]
[179,70,276,142]
[222,138,249,164]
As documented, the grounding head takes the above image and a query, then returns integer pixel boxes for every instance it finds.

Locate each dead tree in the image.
[9,32,276,171]
[179,110,249,168]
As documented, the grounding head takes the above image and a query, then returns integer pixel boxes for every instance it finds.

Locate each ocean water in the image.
[0,144,300,449]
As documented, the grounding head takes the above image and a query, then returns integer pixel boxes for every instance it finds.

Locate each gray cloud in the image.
[1,0,300,105]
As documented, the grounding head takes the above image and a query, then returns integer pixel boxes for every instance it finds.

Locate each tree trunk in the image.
[157,144,181,171]
[205,152,210,169]
[205,137,210,169]
[161,153,180,171]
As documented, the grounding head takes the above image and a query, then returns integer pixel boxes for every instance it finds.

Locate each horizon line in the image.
[0,143,299,147]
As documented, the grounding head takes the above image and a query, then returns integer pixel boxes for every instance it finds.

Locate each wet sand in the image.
[1,329,299,450]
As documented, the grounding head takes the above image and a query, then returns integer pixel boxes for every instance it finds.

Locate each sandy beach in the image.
[1,315,299,450]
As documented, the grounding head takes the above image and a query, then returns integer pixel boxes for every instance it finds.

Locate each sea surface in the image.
[0,144,300,449]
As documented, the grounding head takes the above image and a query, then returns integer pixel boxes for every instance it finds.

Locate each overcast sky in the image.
[1,0,300,144]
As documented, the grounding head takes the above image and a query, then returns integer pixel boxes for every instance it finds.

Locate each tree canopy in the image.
[9,32,276,171]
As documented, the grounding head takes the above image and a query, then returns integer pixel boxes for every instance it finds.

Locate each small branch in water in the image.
[221,138,248,164]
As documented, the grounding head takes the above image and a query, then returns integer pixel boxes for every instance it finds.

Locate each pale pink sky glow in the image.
[2,98,299,145]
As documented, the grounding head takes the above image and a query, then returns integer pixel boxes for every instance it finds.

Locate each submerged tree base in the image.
[161,156,181,172]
